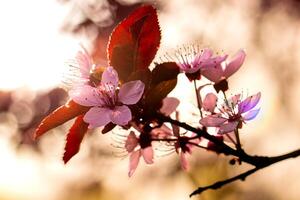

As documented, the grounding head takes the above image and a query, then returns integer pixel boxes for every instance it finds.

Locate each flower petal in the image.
[101,66,119,88]
[160,97,180,115]
[83,107,111,128]
[199,48,213,60]
[128,150,141,177]
[151,124,173,139]
[69,85,102,107]
[229,94,241,106]
[125,131,139,153]
[142,146,154,164]
[118,80,145,105]
[180,152,189,171]
[200,115,227,127]
[238,92,261,113]
[202,93,217,112]
[201,64,224,82]
[76,46,93,79]
[224,49,246,78]
[243,108,260,121]
[110,105,132,126]
[218,122,239,134]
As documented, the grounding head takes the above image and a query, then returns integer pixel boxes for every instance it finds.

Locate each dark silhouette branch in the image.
[156,113,266,166]
[154,113,300,196]
[190,167,259,197]
[189,148,300,197]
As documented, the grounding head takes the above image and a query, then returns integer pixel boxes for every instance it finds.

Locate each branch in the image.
[154,113,300,196]
[190,148,300,197]
[156,113,265,166]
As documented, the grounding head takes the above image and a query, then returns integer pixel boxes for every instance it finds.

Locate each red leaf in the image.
[63,115,89,164]
[107,5,161,81]
[34,100,89,139]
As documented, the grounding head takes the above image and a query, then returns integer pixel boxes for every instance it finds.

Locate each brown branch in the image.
[156,113,265,166]
[190,148,300,197]
[154,113,300,196]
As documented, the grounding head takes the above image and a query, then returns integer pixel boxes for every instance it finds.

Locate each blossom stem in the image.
[225,133,237,145]
[234,129,242,151]
[193,80,203,118]
[222,90,230,107]
[187,141,209,150]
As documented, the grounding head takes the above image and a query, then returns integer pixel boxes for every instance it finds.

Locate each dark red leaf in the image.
[145,78,178,110]
[107,5,161,81]
[127,69,152,87]
[151,62,179,86]
[34,100,89,139]
[63,115,89,164]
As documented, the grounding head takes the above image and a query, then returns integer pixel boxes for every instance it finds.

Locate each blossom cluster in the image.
[65,45,260,176]
[34,5,261,178]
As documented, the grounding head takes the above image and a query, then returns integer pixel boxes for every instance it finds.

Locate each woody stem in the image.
[193,80,203,118]
[234,129,242,151]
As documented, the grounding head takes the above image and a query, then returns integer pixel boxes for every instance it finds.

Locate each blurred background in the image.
[0,0,300,199]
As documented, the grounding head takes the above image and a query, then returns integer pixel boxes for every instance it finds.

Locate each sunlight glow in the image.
[0,0,78,91]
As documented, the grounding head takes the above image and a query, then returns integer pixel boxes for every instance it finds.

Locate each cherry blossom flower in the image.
[69,66,145,128]
[154,117,200,170]
[125,131,154,177]
[200,92,261,134]
[201,49,246,84]
[64,46,95,88]
[168,46,227,81]
[172,124,200,170]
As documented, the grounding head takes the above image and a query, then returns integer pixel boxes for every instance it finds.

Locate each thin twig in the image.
[193,80,203,118]
[190,148,300,197]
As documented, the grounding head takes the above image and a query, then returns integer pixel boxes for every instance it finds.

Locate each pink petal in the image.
[160,97,180,115]
[224,49,246,78]
[199,48,213,60]
[238,92,261,114]
[110,105,132,126]
[151,124,173,139]
[201,65,224,82]
[69,85,103,107]
[101,66,119,88]
[218,122,239,134]
[83,107,111,128]
[128,150,141,177]
[118,80,145,105]
[229,94,241,106]
[243,108,260,121]
[142,146,154,164]
[76,46,93,79]
[125,131,139,153]
[182,65,201,73]
[202,93,217,112]
[200,115,227,127]
[180,152,189,171]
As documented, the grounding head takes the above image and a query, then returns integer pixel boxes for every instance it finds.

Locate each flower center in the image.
[98,83,118,109]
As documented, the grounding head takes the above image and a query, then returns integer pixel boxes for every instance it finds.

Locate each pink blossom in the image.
[161,123,200,171]
[174,132,200,171]
[65,46,95,87]
[201,49,246,83]
[75,46,94,82]
[202,93,218,113]
[200,92,261,134]
[69,66,145,128]
[172,46,227,81]
[125,131,154,177]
